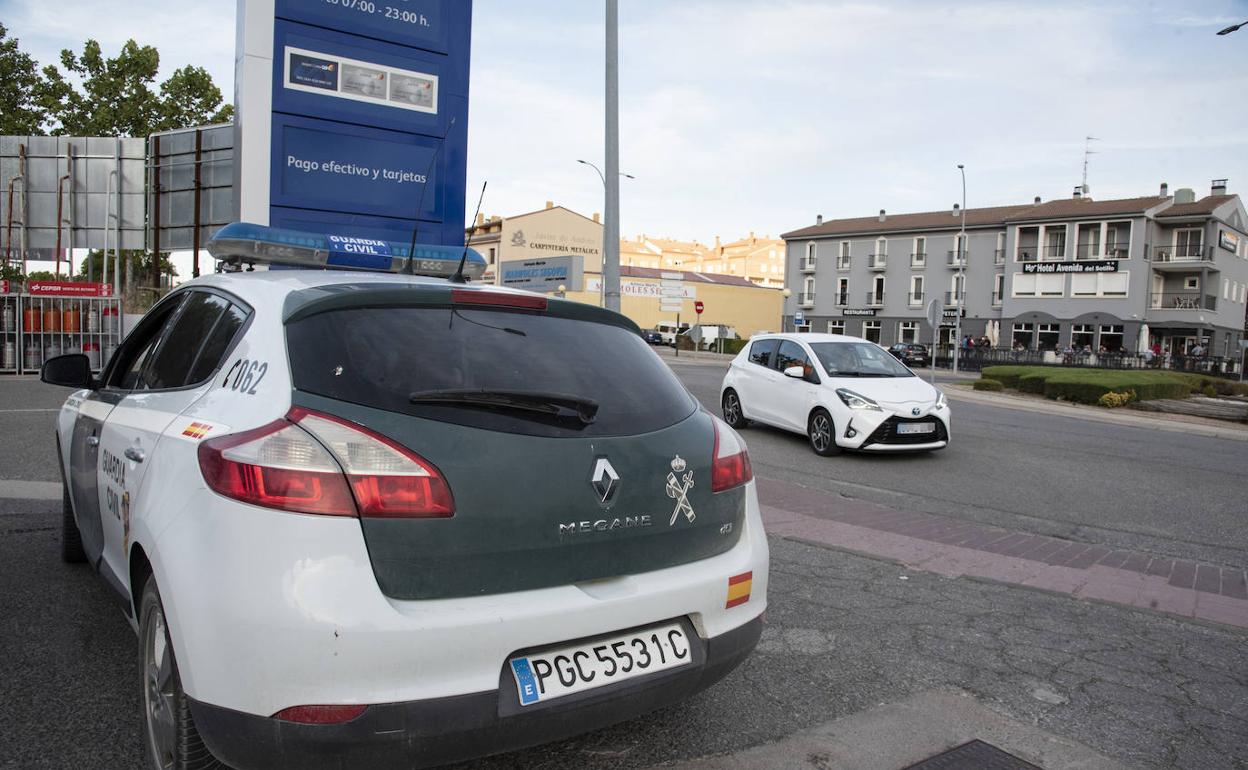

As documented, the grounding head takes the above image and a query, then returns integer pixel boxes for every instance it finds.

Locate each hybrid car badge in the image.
[590,457,620,505]
[666,455,696,526]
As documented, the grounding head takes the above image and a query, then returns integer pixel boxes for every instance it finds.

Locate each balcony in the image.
[946,249,967,267]
[945,291,965,306]
[1016,246,1039,262]
[866,291,884,307]
[834,292,849,306]
[908,291,924,305]
[800,258,817,273]
[837,258,852,270]
[1150,292,1216,311]
[1148,244,1213,266]
[1041,244,1067,260]
[993,249,1005,265]
[1076,243,1131,260]
[910,252,927,267]
[798,292,816,307]
[868,254,887,270]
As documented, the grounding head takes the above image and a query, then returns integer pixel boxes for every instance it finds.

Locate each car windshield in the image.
[811,341,915,378]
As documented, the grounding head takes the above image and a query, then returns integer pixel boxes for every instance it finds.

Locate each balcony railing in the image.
[910,252,926,267]
[991,292,1003,305]
[945,291,965,305]
[800,258,817,272]
[994,249,1005,265]
[1075,244,1131,260]
[837,258,852,270]
[947,250,967,267]
[868,254,887,270]
[834,292,849,306]
[1150,292,1216,311]
[799,292,816,307]
[866,291,884,306]
[908,291,924,305]
[1041,244,1067,259]
[1148,244,1213,263]
[1016,246,1039,262]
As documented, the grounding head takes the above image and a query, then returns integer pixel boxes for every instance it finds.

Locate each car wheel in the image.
[140,578,224,770]
[807,409,841,456]
[61,482,86,564]
[722,390,749,429]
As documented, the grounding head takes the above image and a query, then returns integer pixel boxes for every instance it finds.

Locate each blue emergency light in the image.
[206,222,486,280]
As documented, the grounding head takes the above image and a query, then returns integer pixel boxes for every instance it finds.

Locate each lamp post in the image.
[576,159,634,306]
[782,288,792,332]
[953,164,967,374]
[1216,20,1247,34]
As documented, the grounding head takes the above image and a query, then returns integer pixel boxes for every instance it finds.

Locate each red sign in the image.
[26,281,113,297]
[694,301,705,315]
[0,279,8,294]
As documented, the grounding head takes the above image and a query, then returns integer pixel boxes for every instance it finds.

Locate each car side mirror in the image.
[41,353,96,390]
[783,365,805,379]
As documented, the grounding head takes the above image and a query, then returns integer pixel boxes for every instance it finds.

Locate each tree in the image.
[0,23,47,134]
[37,39,232,138]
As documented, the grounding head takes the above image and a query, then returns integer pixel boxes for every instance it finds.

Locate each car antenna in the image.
[450,180,487,284]
[405,116,456,275]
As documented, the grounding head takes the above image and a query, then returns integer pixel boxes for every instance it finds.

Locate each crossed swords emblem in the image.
[666,455,696,526]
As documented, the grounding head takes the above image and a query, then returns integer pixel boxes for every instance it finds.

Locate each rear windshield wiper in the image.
[409,389,599,425]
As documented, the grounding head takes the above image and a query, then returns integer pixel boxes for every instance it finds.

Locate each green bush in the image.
[720,338,748,355]
[978,366,1198,404]
[973,379,1004,392]
[1018,374,1048,394]
[1201,384,1218,398]
[980,366,1032,388]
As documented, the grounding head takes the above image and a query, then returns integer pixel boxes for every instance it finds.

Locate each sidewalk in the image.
[945,382,1248,442]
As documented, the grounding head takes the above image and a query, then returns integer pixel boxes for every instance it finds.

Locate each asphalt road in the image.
[1,373,1246,769]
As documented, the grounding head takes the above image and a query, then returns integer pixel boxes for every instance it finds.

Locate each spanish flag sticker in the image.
[726,571,753,608]
[182,422,212,440]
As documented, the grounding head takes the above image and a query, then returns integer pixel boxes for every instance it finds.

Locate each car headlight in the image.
[934,390,947,410]
[836,388,882,411]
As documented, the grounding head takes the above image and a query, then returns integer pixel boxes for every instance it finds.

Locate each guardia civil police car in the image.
[43,223,768,770]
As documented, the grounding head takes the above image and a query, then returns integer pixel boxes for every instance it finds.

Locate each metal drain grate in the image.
[902,739,1043,770]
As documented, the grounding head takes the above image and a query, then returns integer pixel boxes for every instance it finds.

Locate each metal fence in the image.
[933,347,1243,379]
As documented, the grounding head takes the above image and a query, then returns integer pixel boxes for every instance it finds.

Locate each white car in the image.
[720,333,950,455]
[42,224,768,770]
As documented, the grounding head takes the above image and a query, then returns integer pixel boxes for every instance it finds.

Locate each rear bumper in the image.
[189,615,763,770]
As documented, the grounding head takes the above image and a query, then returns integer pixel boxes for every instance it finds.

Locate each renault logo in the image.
[590,457,620,505]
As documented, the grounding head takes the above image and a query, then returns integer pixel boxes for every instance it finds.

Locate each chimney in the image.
[476,212,485,226]
[1033,196,1041,204]
[878,209,886,222]
[816,214,823,225]
[952,203,960,217]
[714,235,720,248]
[592,212,600,223]
[1212,178,1228,195]
[1175,188,1196,204]
[1160,182,1169,197]
[545,200,554,210]
[1072,187,1082,200]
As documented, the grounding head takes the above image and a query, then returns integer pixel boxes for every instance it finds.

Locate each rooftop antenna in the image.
[1081,135,1099,194]
[451,180,487,284]
[405,116,456,274]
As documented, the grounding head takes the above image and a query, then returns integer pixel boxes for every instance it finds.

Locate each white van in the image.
[654,321,690,346]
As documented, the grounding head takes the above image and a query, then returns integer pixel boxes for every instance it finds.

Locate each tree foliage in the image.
[0,23,46,134]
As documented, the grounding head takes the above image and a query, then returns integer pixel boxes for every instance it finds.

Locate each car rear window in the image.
[287,306,698,437]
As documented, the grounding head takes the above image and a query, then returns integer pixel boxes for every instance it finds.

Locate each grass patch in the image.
[978,366,1208,405]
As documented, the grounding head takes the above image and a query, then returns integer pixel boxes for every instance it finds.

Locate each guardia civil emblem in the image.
[665,455,695,526]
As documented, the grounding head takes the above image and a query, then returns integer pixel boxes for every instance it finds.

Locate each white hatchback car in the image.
[720,333,950,455]
[42,224,768,770]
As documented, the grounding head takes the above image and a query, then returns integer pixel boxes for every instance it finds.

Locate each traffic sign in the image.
[660,304,683,314]
[794,310,805,325]
[660,271,684,280]
[925,298,942,330]
[694,301,705,315]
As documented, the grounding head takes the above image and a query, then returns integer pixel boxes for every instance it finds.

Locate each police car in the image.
[42,223,767,770]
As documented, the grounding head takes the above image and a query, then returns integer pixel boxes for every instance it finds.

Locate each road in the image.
[1,370,1245,769]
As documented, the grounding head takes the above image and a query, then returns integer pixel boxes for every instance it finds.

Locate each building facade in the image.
[781,181,1248,358]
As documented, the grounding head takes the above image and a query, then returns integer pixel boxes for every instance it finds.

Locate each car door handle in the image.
[86,436,99,447]
[124,447,146,463]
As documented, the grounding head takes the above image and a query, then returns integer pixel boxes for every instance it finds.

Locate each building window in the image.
[992,274,1004,304]
[869,275,885,305]
[1099,325,1124,352]
[1225,279,1231,300]
[838,242,851,269]
[836,278,849,305]
[488,247,496,265]
[804,242,817,270]
[995,232,1006,264]
[1037,323,1061,351]
[909,275,924,305]
[1175,228,1202,259]
[1105,221,1131,259]
[1016,226,1039,262]
[1184,276,1199,290]
[1071,272,1128,297]
[1072,323,1095,349]
[826,320,845,335]
[899,321,918,343]
[1044,227,1067,259]
[1012,323,1034,349]
[912,237,926,267]
[863,320,881,343]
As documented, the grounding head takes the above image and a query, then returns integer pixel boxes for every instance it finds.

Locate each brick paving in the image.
[756,476,1248,630]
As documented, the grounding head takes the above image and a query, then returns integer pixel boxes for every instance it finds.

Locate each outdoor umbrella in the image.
[1137,323,1150,353]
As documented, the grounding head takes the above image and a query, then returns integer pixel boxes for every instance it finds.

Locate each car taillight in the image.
[290,407,454,518]
[198,408,454,518]
[710,415,753,492]
[272,704,368,724]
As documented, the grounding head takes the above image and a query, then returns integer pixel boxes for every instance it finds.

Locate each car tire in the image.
[721,389,749,429]
[140,578,224,770]
[61,482,86,564]
[807,409,841,457]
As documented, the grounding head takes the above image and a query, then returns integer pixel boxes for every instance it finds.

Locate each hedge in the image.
[979,366,1199,405]
[972,379,1004,392]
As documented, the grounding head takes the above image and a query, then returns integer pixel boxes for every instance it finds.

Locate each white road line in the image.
[0,409,59,413]
[0,480,62,500]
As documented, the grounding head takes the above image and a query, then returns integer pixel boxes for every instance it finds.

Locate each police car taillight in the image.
[289,407,454,519]
[710,415,753,493]
[198,409,454,518]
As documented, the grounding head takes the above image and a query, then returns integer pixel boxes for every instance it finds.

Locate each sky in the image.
[2,0,1247,278]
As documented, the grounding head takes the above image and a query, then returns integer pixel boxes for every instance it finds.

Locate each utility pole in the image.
[953,165,966,374]
[603,0,621,312]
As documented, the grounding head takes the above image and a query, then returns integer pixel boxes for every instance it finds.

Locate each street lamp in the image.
[782,288,792,332]
[953,164,967,374]
[1216,20,1246,34]
[576,159,635,306]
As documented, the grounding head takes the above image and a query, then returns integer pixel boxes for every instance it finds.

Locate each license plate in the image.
[896,422,935,435]
[509,622,691,706]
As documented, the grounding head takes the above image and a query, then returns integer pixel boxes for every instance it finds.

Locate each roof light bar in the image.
[206,222,486,280]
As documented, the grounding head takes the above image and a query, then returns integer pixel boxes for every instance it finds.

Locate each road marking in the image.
[0,480,62,501]
[0,408,59,413]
